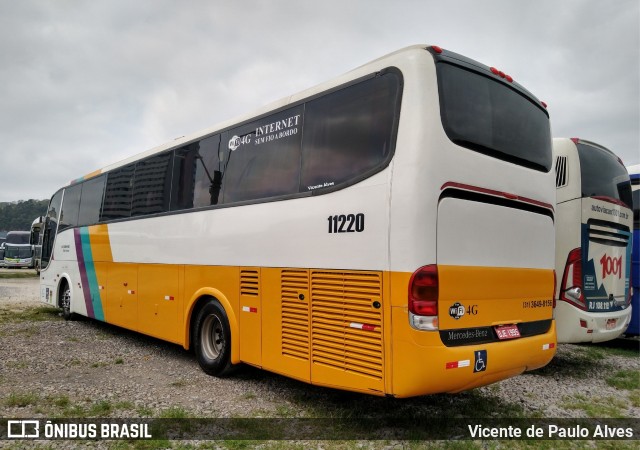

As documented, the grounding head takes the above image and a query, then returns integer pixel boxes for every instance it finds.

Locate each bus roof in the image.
[68,44,546,188]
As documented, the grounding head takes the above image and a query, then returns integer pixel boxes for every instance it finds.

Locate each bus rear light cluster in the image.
[408,265,439,331]
[559,248,586,310]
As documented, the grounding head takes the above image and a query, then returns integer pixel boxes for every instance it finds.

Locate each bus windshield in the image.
[5,246,32,258]
[576,143,632,208]
[6,232,30,245]
[437,62,552,172]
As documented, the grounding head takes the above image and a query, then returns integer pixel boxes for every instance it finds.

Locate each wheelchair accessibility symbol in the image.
[474,350,487,373]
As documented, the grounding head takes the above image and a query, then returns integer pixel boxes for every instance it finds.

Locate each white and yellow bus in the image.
[40,45,556,397]
[553,138,633,343]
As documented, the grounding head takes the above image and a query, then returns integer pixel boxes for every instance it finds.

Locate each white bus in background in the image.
[3,230,33,269]
[553,138,633,343]
[39,45,557,397]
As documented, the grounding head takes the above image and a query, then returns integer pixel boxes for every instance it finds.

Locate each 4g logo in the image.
[448,302,478,320]
[600,254,622,280]
[228,134,252,151]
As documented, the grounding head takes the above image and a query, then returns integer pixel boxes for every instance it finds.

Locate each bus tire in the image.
[59,281,75,321]
[193,299,233,376]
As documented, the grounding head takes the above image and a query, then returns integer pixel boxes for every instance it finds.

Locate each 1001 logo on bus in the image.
[600,254,622,280]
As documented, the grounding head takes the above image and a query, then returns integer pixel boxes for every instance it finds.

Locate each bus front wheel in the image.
[59,282,75,321]
[193,300,233,376]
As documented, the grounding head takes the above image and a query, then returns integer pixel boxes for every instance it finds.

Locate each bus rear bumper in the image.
[390,317,556,398]
[555,302,632,343]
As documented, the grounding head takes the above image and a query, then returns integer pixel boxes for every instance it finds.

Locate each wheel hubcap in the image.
[201,314,224,360]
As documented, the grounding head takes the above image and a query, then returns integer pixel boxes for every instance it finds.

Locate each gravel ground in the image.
[0,274,638,447]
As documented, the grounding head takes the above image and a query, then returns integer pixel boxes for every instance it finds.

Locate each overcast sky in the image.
[0,0,638,202]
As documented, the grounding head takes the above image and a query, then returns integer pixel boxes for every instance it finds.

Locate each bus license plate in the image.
[606,319,617,330]
[495,324,521,340]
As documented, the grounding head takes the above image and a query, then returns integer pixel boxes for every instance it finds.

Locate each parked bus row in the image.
[35,45,636,398]
[0,230,33,269]
[0,218,44,271]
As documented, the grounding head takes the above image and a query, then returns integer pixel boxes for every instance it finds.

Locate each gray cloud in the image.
[0,0,638,202]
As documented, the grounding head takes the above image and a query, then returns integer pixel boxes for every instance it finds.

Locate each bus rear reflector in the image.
[409,265,439,330]
[560,248,586,310]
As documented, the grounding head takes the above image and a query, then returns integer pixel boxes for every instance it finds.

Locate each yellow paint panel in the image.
[82,261,557,398]
[391,309,556,397]
[438,266,554,329]
[239,268,262,366]
[138,264,181,344]
[261,268,310,383]
[82,169,102,181]
[309,270,385,394]
[93,261,109,322]
[106,262,138,331]
[88,224,113,262]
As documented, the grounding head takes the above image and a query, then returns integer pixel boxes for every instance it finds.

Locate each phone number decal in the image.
[523,299,553,309]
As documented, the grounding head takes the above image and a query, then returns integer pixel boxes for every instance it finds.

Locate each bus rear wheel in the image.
[193,300,233,376]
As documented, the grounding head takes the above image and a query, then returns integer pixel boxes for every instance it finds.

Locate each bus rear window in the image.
[577,143,632,208]
[437,62,552,172]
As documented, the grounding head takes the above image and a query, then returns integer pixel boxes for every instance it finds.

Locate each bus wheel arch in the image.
[185,289,239,365]
[191,297,235,376]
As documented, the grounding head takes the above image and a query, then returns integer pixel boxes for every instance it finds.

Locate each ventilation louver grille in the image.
[240,270,259,296]
[281,270,309,361]
[310,271,383,380]
[555,156,568,188]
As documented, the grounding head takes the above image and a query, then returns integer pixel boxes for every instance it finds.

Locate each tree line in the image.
[0,200,49,232]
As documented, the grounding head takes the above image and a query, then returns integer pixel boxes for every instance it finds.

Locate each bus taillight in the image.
[409,265,439,330]
[560,248,586,310]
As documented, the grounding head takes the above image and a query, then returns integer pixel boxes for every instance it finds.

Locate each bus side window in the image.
[78,175,106,226]
[58,184,82,231]
[171,135,222,211]
[101,165,135,221]
[221,105,303,204]
[131,152,173,216]
[300,72,401,191]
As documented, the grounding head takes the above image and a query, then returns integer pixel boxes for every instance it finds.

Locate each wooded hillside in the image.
[0,200,48,232]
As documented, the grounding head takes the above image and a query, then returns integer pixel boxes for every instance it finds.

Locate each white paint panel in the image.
[107,175,391,271]
[437,198,554,269]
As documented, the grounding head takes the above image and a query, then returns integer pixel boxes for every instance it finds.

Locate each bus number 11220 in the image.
[328,213,365,233]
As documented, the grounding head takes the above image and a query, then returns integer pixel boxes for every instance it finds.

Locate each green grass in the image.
[4,391,39,407]
[0,271,38,279]
[628,389,640,407]
[606,369,640,390]
[562,393,628,418]
[0,305,61,324]
[3,390,139,418]
[137,405,154,416]
[157,406,193,419]
[89,399,113,415]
